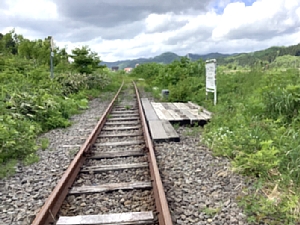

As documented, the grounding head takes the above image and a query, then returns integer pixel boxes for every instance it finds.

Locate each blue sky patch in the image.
[211,0,257,14]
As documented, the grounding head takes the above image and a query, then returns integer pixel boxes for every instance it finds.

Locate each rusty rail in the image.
[133,82,173,225]
[31,81,124,225]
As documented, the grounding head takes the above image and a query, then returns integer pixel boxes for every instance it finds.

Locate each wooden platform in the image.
[141,98,179,142]
[151,101,212,123]
[141,98,212,142]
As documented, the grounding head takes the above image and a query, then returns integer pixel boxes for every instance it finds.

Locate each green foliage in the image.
[70,46,104,74]
[131,57,205,102]
[202,68,300,223]
[233,140,280,177]
[24,153,39,165]
[270,55,300,68]
[217,44,300,67]
[133,53,300,223]
[239,187,300,224]
[0,159,17,178]
[0,30,118,177]
[201,206,221,217]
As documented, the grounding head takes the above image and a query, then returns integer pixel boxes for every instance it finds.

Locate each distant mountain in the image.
[101,43,300,69]
[186,53,235,61]
[101,52,233,69]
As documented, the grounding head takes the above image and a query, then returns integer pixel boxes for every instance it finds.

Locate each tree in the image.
[2,29,19,55]
[70,46,103,74]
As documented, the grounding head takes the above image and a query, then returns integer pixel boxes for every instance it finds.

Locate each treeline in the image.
[0,29,104,74]
[219,43,300,67]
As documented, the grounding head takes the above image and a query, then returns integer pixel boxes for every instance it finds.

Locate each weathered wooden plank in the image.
[159,103,183,121]
[188,101,213,117]
[56,212,154,225]
[89,150,145,159]
[111,110,136,114]
[148,120,179,142]
[62,145,81,148]
[179,109,198,122]
[95,140,143,147]
[107,117,139,121]
[149,102,165,120]
[173,102,191,110]
[172,103,199,121]
[61,136,88,140]
[69,181,152,194]
[186,101,200,109]
[114,105,136,109]
[141,98,159,121]
[148,120,167,141]
[99,132,142,138]
[81,162,148,173]
[188,109,208,120]
[161,120,180,142]
[102,126,141,131]
[105,121,139,126]
[109,113,139,118]
[166,109,183,121]
[166,103,189,120]
[151,102,174,121]
[77,128,93,132]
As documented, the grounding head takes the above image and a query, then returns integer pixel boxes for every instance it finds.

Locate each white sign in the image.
[205,60,216,90]
[205,59,217,105]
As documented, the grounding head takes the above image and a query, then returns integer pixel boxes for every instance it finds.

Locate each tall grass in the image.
[202,68,300,224]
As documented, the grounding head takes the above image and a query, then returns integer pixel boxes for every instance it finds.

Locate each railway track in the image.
[31,82,173,225]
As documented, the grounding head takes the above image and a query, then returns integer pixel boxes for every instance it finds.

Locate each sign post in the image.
[205,59,217,105]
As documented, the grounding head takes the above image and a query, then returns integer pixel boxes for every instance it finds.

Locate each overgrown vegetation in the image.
[132,51,300,224]
[0,30,122,177]
[131,57,205,102]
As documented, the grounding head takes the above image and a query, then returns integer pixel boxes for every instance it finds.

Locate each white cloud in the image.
[4,0,58,20]
[212,0,300,41]
[1,0,300,61]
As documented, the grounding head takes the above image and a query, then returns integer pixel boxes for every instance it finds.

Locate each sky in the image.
[0,0,300,62]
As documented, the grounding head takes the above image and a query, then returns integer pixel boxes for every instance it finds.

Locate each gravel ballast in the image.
[155,126,251,225]
[0,96,112,225]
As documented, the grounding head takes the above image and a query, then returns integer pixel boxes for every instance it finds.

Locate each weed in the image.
[0,159,17,178]
[69,148,78,157]
[24,153,39,165]
[184,123,202,136]
[201,206,221,217]
[39,138,49,150]
[173,123,180,130]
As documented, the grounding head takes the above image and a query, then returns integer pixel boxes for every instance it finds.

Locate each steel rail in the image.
[133,82,173,225]
[31,81,124,225]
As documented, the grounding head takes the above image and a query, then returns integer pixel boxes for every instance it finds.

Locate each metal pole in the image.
[49,36,54,79]
[50,49,54,78]
[214,87,217,105]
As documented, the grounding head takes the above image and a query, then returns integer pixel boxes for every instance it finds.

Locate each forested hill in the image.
[102,43,300,69]
[218,43,300,67]
[102,52,234,69]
